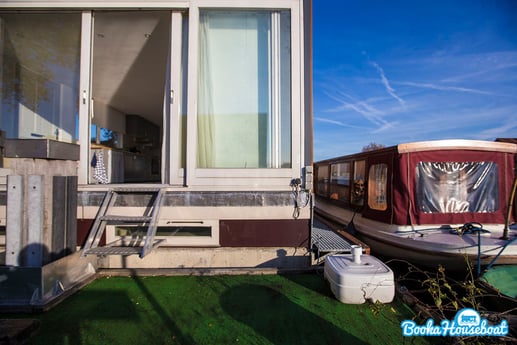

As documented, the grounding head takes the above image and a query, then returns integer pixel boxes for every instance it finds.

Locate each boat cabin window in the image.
[352,160,365,206]
[368,163,388,211]
[330,162,351,202]
[316,164,329,197]
[416,161,499,213]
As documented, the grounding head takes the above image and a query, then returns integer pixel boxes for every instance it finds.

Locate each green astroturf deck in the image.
[3,274,441,345]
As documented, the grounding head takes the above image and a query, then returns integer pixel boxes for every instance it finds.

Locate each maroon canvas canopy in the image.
[316,140,516,227]
[392,148,515,226]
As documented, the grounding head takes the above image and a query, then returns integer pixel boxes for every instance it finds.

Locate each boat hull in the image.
[315,197,517,272]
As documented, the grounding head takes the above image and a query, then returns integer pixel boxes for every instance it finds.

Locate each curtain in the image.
[368,164,388,211]
[198,10,270,168]
[197,10,291,169]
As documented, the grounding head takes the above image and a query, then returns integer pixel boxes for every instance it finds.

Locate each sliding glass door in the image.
[82,10,186,185]
[197,10,291,169]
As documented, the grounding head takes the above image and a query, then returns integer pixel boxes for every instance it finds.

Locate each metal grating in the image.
[311,224,353,253]
[100,215,152,222]
[84,246,142,256]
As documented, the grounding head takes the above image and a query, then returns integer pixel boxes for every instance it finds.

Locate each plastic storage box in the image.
[324,253,395,304]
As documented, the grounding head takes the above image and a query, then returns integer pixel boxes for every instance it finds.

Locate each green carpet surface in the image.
[3,274,440,345]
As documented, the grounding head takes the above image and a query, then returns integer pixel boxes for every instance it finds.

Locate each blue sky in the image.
[312,0,517,161]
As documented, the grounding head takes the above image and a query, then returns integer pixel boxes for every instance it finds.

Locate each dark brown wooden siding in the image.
[77,219,106,247]
[220,219,310,247]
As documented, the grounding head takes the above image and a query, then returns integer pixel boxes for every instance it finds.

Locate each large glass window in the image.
[0,13,81,142]
[416,161,499,213]
[197,10,291,168]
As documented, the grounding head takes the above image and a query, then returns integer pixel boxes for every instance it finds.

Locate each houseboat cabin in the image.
[314,140,517,271]
[0,0,313,273]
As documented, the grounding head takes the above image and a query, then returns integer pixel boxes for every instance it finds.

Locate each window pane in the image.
[330,162,350,202]
[197,10,291,168]
[368,164,388,211]
[0,13,81,142]
[416,161,499,213]
[352,160,366,206]
[115,226,212,237]
[316,165,329,196]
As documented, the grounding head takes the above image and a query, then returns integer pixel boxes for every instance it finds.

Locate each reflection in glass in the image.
[0,13,81,142]
[368,163,387,211]
[352,160,366,206]
[416,161,499,213]
[330,162,351,202]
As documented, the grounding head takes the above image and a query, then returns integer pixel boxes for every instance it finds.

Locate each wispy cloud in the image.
[396,81,493,95]
[423,51,517,84]
[369,61,407,107]
[322,89,378,115]
[473,118,517,140]
[313,116,366,128]
[371,121,398,133]
[319,86,395,131]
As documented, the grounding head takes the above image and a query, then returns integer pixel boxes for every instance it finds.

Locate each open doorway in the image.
[89,11,170,184]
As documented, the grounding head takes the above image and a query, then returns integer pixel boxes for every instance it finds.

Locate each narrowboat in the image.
[314,139,517,271]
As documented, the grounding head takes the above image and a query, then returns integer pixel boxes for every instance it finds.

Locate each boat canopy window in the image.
[368,163,388,211]
[416,161,499,213]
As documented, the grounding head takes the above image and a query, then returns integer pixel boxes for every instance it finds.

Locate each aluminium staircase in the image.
[81,187,166,258]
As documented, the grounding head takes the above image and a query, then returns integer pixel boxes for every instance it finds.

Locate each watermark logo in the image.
[401,308,508,337]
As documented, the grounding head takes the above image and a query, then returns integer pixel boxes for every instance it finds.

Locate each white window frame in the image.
[79,11,93,185]
[165,11,186,186]
[186,0,304,188]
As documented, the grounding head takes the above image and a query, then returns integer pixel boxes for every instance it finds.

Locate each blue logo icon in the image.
[401,308,509,337]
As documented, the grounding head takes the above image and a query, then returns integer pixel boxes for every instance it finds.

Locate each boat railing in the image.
[484,236,517,273]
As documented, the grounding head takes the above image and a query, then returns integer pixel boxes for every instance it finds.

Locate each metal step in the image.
[111,187,162,193]
[99,215,152,223]
[83,246,143,256]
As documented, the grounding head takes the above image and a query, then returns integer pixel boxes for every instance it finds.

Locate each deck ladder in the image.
[81,187,166,258]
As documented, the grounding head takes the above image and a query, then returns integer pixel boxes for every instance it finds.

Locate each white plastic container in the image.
[324,254,395,304]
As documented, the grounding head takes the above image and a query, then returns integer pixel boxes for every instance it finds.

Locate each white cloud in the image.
[369,61,407,107]
[313,116,349,127]
[396,81,493,95]
[319,86,396,131]
[473,118,517,140]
